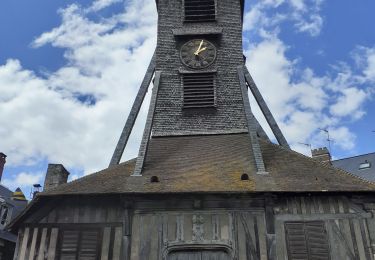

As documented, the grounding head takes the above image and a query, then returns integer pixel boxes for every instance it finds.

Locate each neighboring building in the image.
[8,1,375,260]
[333,153,375,182]
[0,153,27,260]
[311,148,375,182]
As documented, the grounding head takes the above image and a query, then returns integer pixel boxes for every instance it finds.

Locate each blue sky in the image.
[0,0,374,196]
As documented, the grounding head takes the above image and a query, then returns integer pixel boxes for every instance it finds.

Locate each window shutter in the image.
[183,73,216,108]
[60,230,79,260]
[79,230,100,260]
[184,0,216,22]
[59,229,100,260]
[305,222,330,259]
[285,221,330,260]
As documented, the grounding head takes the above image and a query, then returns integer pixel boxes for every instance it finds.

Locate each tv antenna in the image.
[319,128,333,153]
[298,142,312,156]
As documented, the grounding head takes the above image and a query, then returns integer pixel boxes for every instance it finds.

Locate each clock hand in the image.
[196,47,207,54]
[194,40,204,55]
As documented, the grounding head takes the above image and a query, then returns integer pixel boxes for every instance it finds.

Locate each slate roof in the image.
[41,134,375,196]
[332,152,375,182]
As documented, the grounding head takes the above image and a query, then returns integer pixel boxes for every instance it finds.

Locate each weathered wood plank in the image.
[353,219,367,259]
[37,228,48,260]
[112,226,123,260]
[257,215,268,260]
[13,230,22,260]
[220,214,229,240]
[275,220,286,260]
[28,228,38,260]
[46,228,59,260]
[237,214,247,260]
[18,227,30,260]
[168,215,177,242]
[277,212,371,221]
[176,214,184,241]
[130,215,140,259]
[149,216,159,260]
[212,214,220,240]
[101,227,111,260]
[184,214,193,241]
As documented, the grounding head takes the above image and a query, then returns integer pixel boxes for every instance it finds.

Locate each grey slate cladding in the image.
[332,152,375,182]
[153,0,247,136]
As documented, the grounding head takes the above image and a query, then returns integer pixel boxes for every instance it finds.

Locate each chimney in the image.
[43,164,70,191]
[0,152,6,182]
[311,147,331,164]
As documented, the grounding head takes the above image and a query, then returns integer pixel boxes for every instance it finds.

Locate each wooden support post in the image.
[109,52,156,166]
[133,71,162,176]
[243,66,290,149]
[122,206,133,260]
[237,66,267,174]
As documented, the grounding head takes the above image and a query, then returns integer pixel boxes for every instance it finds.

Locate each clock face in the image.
[180,39,217,69]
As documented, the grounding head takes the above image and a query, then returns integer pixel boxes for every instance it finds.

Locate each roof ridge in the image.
[40,159,136,195]
[332,152,375,162]
[261,139,375,187]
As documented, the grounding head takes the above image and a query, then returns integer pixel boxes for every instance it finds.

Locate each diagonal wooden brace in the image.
[238,66,267,174]
[132,71,162,176]
[243,66,290,149]
[109,52,156,167]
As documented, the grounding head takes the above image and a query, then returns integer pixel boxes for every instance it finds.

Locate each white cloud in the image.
[2,171,43,190]
[330,87,367,118]
[245,34,372,155]
[0,0,157,175]
[86,0,122,13]
[244,0,324,37]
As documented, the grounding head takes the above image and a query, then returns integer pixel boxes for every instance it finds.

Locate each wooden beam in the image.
[237,66,267,174]
[276,212,372,221]
[243,66,290,149]
[109,52,156,166]
[132,71,162,176]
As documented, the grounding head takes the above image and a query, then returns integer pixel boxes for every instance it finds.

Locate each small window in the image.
[182,73,216,108]
[359,160,371,170]
[0,206,8,226]
[184,0,216,22]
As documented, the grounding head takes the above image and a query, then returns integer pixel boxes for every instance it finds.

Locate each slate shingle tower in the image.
[9,1,375,260]
[110,0,289,176]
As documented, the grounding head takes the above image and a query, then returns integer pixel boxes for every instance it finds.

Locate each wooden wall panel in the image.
[275,195,374,260]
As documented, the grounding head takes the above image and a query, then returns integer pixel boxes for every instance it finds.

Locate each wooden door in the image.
[168,251,229,260]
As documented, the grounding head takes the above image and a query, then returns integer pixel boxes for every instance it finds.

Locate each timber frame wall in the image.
[13,193,375,260]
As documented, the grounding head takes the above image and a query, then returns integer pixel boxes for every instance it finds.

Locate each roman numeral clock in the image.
[180,39,217,69]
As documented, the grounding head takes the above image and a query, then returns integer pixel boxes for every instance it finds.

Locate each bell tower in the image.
[110,0,290,175]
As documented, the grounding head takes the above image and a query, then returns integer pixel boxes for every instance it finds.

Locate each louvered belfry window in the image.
[59,229,100,260]
[182,73,216,108]
[184,0,216,22]
[285,221,330,260]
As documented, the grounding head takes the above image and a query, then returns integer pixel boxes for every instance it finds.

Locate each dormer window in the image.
[184,0,216,22]
[359,160,371,170]
[0,205,8,226]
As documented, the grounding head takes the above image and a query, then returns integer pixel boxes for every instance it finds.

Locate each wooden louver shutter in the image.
[79,231,100,260]
[59,229,100,260]
[184,0,216,22]
[60,230,79,260]
[285,221,330,260]
[183,73,215,108]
